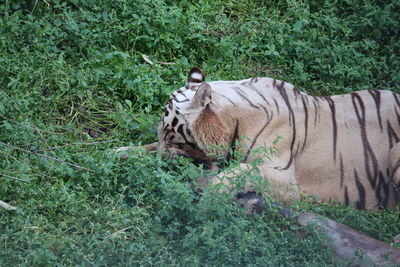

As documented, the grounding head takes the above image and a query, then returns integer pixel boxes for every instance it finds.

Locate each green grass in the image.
[1,0,399,265]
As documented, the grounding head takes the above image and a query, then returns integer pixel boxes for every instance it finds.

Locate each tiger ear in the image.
[187,67,205,83]
[191,83,212,108]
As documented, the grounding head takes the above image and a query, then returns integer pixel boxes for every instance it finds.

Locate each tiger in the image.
[124,67,400,211]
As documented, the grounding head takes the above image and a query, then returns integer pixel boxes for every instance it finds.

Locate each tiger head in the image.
[157,67,232,164]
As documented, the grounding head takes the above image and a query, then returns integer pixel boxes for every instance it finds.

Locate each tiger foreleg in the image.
[114,142,158,160]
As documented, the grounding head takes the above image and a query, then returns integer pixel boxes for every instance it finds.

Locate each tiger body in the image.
[155,68,400,211]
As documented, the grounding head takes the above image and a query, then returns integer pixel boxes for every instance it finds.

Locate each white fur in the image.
[190,72,203,81]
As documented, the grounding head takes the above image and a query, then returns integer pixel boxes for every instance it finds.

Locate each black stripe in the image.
[395,107,400,126]
[273,98,280,114]
[276,81,292,124]
[243,107,274,162]
[276,81,296,170]
[392,157,400,177]
[368,90,383,131]
[381,178,389,209]
[176,90,187,99]
[339,153,344,188]
[354,169,366,210]
[393,92,400,109]
[186,141,201,150]
[387,121,400,149]
[226,120,239,162]
[375,171,389,209]
[176,89,186,96]
[221,95,236,106]
[344,186,350,206]
[236,88,260,109]
[177,124,188,143]
[185,84,198,91]
[172,117,178,127]
[312,98,318,126]
[352,92,378,189]
[186,127,192,137]
[171,94,190,103]
[252,86,270,105]
[375,171,384,209]
[250,77,259,83]
[304,95,310,105]
[300,96,309,153]
[324,96,337,161]
[294,141,301,158]
[293,87,302,100]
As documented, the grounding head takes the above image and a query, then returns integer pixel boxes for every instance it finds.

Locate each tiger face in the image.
[157,67,209,162]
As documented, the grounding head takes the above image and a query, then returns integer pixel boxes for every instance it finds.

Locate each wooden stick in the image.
[0,200,17,211]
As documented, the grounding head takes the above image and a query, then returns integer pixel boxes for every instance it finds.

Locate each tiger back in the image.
[156,67,400,211]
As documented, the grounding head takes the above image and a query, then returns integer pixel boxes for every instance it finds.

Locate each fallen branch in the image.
[0,200,17,211]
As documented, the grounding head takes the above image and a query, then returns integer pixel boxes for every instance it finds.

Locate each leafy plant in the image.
[1,0,399,265]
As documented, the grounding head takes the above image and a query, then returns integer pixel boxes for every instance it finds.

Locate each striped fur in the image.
[156,68,400,211]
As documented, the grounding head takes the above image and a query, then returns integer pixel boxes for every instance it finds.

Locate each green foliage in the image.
[1,0,399,265]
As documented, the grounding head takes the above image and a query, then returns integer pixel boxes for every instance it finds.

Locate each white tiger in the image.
[126,67,400,211]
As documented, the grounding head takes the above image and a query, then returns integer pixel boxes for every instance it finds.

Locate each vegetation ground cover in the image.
[1,0,399,265]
